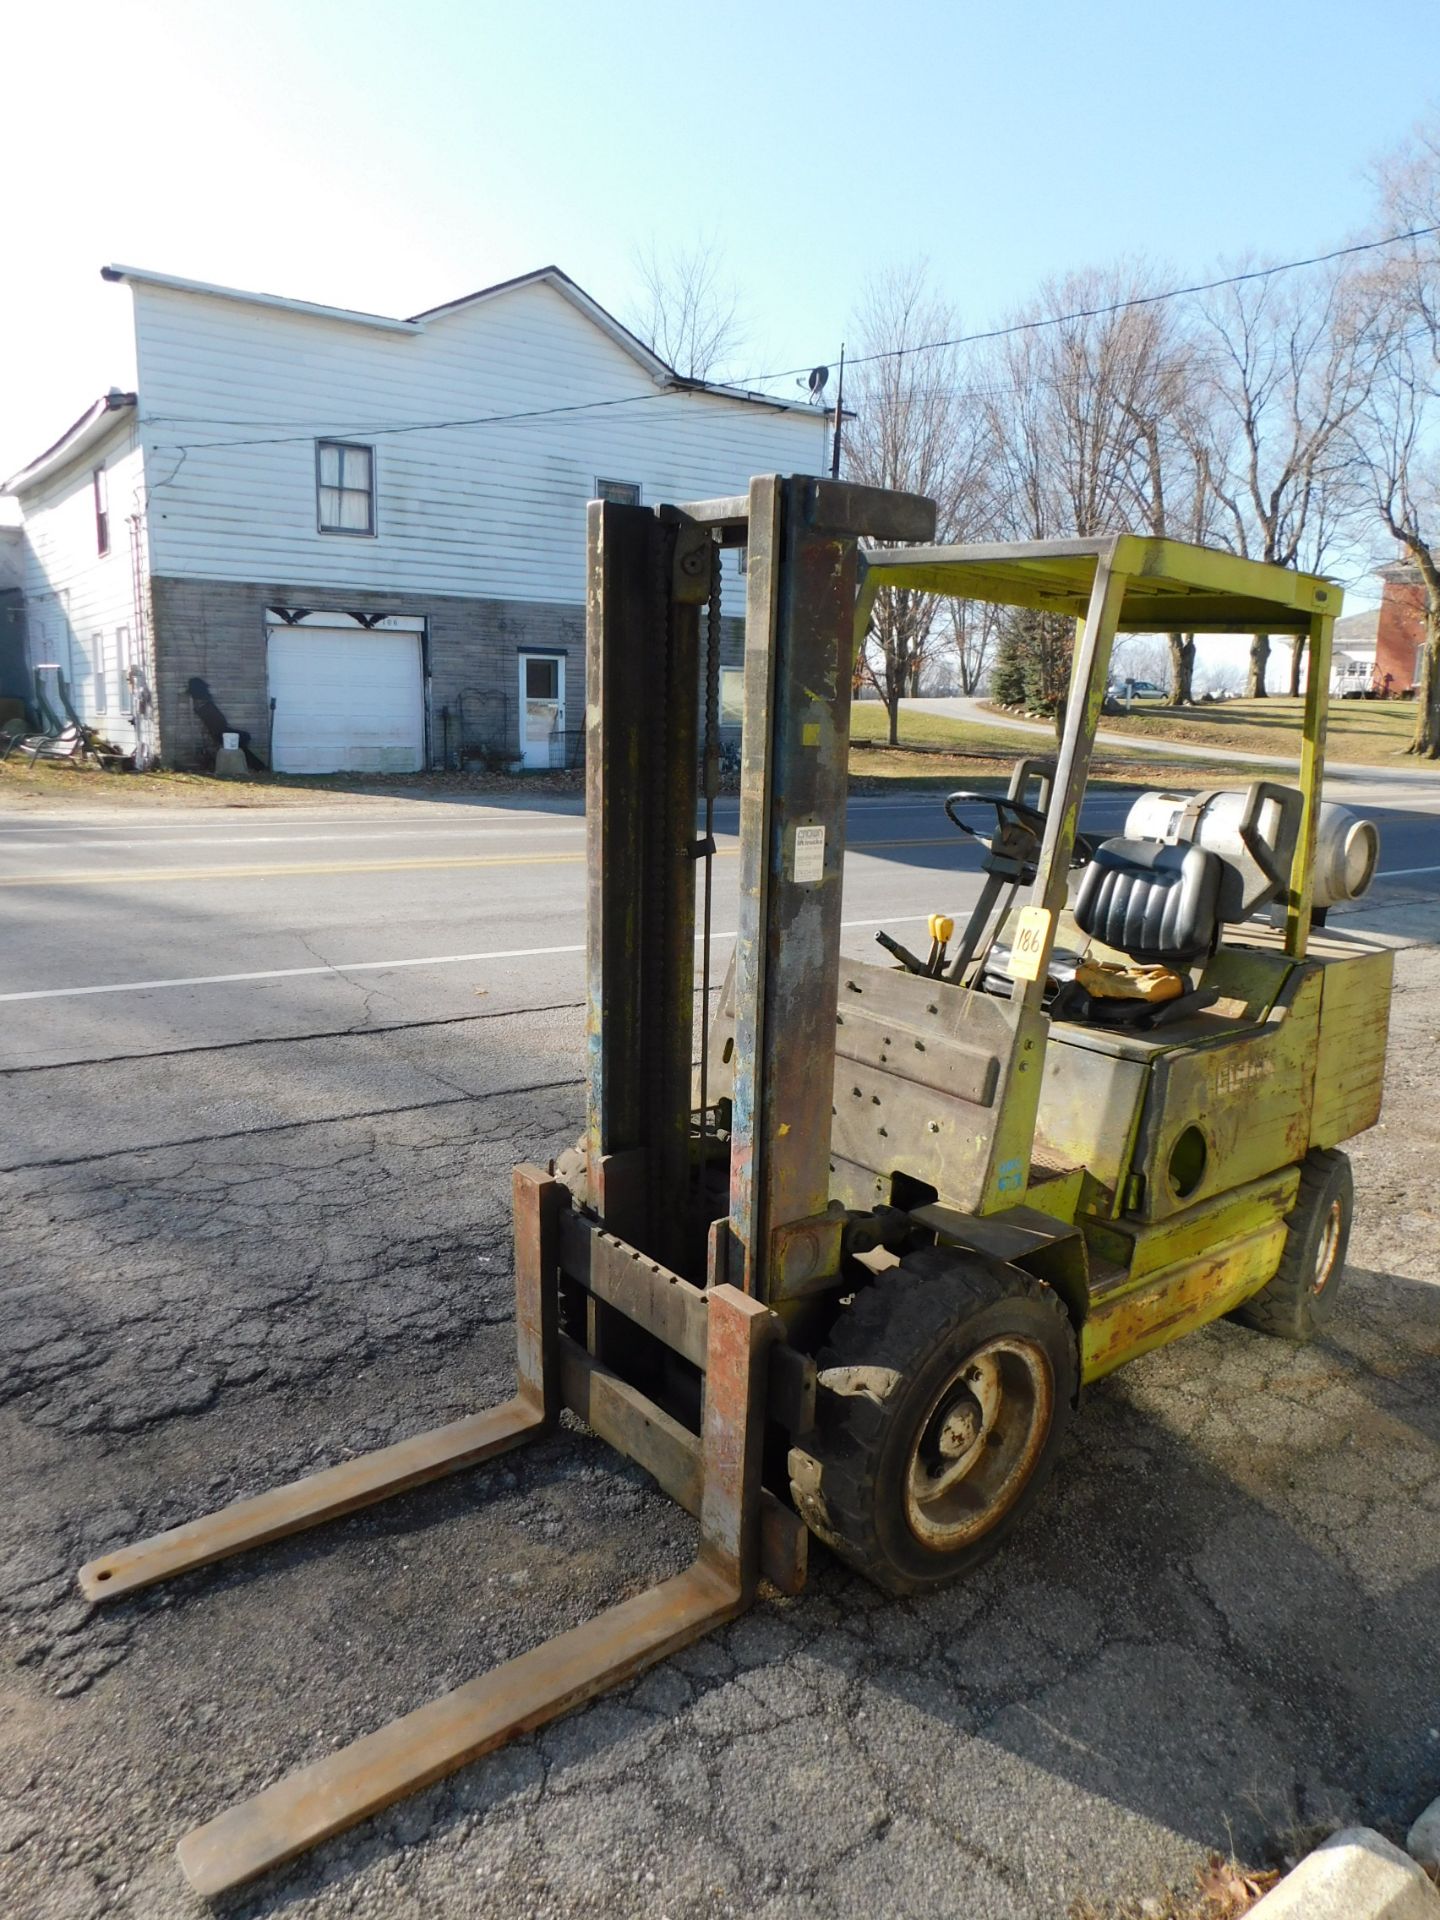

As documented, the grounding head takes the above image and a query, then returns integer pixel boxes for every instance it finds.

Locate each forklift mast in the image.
[582,474,934,1300]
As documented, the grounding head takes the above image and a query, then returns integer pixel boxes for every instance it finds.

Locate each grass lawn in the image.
[1071,694,1424,766]
[849,699,1276,791]
[850,701,1043,757]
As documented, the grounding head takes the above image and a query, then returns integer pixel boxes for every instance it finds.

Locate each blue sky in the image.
[5,0,1438,496]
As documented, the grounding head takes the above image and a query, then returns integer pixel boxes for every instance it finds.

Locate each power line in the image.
[733,224,1440,385]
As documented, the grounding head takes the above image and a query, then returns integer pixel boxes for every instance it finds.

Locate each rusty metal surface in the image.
[175,1561,745,1898]
[767,1212,845,1299]
[559,1211,709,1369]
[732,478,939,1301]
[801,477,935,543]
[513,1164,562,1417]
[698,1286,775,1589]
[559,1334,703,1514]
[584,498,703,1271]
[77,1399,547,1604]
[1081,1220,1289,1382]
[584,501,649,1230]
[557,1331,807,1595]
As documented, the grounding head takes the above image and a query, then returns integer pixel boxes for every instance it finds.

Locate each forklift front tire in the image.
[1230,1148,1353,1343]
[789,1250,1077,1596]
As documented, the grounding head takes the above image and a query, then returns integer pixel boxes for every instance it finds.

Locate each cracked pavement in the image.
[3,929,1439,1918]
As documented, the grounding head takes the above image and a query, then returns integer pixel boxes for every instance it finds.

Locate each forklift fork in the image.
[80,1167,780,1899]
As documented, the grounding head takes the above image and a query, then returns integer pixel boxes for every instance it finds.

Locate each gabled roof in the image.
[2,390,137,496]
[98,262,818,413]
[408,265,676,382]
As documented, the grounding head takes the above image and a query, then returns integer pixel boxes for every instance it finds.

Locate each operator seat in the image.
[1054,836,1230,1027]
[1071,837,1225,966]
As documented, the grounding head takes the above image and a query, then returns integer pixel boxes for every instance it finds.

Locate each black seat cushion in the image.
[1073,838,1223,966]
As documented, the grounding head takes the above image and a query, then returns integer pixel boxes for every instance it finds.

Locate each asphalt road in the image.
[2,780,1439,1920]
[2,784,1437,1067]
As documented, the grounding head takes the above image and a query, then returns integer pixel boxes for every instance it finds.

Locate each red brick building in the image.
[1375,564,1429,695]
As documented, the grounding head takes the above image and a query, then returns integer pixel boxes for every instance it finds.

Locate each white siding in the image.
[0,526,23,591]
[131,278,828,601]
[16,416,145,740]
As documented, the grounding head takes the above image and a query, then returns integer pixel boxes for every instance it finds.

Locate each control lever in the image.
[925,914,954,976]
[876,930,931,975]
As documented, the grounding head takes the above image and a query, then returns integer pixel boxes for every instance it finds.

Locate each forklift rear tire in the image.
[788,1249,1077,1596]
[1230,1148,1353,1343]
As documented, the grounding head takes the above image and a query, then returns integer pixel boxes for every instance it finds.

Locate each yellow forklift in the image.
[79,477,1390,1896]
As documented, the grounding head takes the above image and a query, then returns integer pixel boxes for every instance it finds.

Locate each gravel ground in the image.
[2,956,1438,1919]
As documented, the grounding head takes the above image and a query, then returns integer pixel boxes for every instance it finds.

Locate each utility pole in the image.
[830,343,845,480]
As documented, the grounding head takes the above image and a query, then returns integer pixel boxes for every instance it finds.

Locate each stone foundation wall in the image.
[149,575,744,769]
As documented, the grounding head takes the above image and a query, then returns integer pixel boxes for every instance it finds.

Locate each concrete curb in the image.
[1410,1799,1440,1876]
[1249,1828,1440,1917]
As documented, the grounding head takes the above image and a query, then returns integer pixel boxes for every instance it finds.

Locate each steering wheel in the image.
[943,790,1098,866]
[943,790,1048,855]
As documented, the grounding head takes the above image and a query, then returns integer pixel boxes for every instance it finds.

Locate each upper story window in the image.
[594,478,641,506]
[317,441,375,535]
[93,466,109,555]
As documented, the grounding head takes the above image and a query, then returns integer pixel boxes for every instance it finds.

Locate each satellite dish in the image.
[806,365,830,402]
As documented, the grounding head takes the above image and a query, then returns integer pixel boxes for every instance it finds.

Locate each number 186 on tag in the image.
[1006,906,1052,983]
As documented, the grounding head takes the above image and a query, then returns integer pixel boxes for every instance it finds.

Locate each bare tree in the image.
[846,263,989,743]
[1195,264,1371,696]
[980,265,1198,720]
[947,597,1004,695]
[629,239,746,380]
[1110,635,1172,686]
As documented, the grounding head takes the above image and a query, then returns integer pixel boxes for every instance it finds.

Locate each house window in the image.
[317,441,375,534]
[93,466,109,555]
[594,478,641,506]
[116,628,133,714]
[720,667,745,727]
[70,633,93,712]
[92,632,108,712]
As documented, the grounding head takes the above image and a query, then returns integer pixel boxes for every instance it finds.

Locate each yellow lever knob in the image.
[929,914,954,944]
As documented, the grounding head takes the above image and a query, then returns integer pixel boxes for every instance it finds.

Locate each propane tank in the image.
[1122,788,1379,913]
[1309,803,1381,907]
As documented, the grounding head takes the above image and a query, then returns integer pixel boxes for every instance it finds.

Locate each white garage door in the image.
[267,624,425,774]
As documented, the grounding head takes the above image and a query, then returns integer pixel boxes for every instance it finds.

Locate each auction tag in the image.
[1006,906,1052,982]
[792,824,826,883]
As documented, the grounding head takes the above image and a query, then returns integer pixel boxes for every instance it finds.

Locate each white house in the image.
[1266,606,1380,696]
[2,265,827,771]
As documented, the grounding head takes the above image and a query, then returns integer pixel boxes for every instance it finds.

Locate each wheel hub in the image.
[1311,1198,1343,1295]
[904,1337,1053,1550]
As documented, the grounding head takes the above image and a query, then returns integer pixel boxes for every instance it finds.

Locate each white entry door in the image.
[520,653,565,769]
[268,623,425,774]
